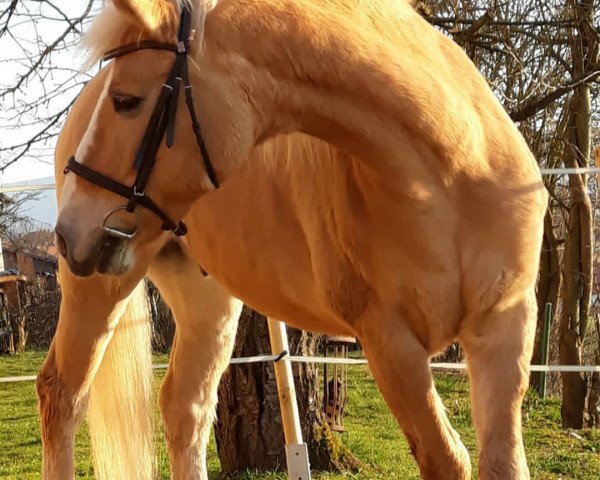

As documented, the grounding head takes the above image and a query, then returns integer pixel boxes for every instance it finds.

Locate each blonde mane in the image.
[83,0,218,66]
[82,0,418,70]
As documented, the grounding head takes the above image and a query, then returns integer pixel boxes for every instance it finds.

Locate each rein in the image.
[65,6,218,238]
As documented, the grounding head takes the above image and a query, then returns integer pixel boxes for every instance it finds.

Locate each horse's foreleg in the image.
[359,315,471,480]
[36,264,142,480]
[460,291,536,480]
[148,242,242,480]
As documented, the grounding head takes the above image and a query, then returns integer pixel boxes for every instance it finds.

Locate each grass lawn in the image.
[1,351,599,479]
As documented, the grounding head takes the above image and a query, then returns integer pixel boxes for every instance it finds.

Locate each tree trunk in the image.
[559,0,596,429]
[531,211,561,391]
[13,312,27,352]
[589,315,600,427]
[7,284,28,352]
[589,370,600,427]
[559,93,592,429]
[215,307,359,475]
[0,305,14,354]
[146,280,175,353]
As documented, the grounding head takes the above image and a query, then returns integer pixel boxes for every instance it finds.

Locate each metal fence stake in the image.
[539,303,553,400]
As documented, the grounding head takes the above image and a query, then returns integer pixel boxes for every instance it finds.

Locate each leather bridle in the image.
[65,6,218,239]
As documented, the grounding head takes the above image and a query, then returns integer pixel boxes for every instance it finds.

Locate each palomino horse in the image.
[38,0,547,479]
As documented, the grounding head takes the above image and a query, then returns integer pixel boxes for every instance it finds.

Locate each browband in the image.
[102,41,180,62]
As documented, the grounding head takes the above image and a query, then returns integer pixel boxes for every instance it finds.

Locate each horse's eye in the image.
[112,94,143,113]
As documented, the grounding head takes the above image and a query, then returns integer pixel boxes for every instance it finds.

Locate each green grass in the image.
[1,351,599,479]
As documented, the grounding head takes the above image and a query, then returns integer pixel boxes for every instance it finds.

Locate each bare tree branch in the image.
[511,65,600,121]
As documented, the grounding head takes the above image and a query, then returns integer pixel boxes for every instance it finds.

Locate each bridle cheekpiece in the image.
[65,6,218,238]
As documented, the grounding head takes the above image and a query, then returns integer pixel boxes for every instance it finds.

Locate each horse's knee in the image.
[159,377,200,450]
[36,354,73,437]
[37,352,90,432]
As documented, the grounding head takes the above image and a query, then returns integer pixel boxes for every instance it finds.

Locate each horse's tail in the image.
[87,281,155,480]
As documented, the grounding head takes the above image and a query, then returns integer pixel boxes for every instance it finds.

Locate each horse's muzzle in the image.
[55,220,135,277]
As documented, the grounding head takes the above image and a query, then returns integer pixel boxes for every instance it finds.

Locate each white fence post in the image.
[267,317,312,480]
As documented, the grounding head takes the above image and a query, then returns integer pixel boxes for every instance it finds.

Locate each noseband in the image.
[64,6,218,238]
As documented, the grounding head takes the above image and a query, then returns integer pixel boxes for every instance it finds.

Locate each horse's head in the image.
[56,0,258,277]
[56,0,385,277]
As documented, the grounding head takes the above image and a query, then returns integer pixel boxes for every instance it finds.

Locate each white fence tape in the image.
[2,356,599,384]
[430,363,600,373]
[0,374,37,383]
[540,167,600,175]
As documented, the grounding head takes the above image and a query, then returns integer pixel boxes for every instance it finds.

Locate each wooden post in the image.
[267,318,311,480]
[539,303,553,400]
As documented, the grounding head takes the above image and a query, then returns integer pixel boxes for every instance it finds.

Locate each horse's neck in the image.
[204,0,448,179]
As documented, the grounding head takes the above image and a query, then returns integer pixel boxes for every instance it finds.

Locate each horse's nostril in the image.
[55,229,68,258]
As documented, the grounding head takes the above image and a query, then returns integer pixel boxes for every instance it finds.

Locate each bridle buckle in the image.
[133,186,145,197]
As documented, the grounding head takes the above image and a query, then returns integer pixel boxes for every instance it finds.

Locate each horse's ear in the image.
[112,0,178,33]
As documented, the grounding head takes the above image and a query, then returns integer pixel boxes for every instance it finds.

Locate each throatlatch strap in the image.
[181,61,220,188]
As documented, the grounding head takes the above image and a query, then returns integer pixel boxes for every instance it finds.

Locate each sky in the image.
[0,2,101,224]
[0,1,99,186]
[1,159,55,184]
